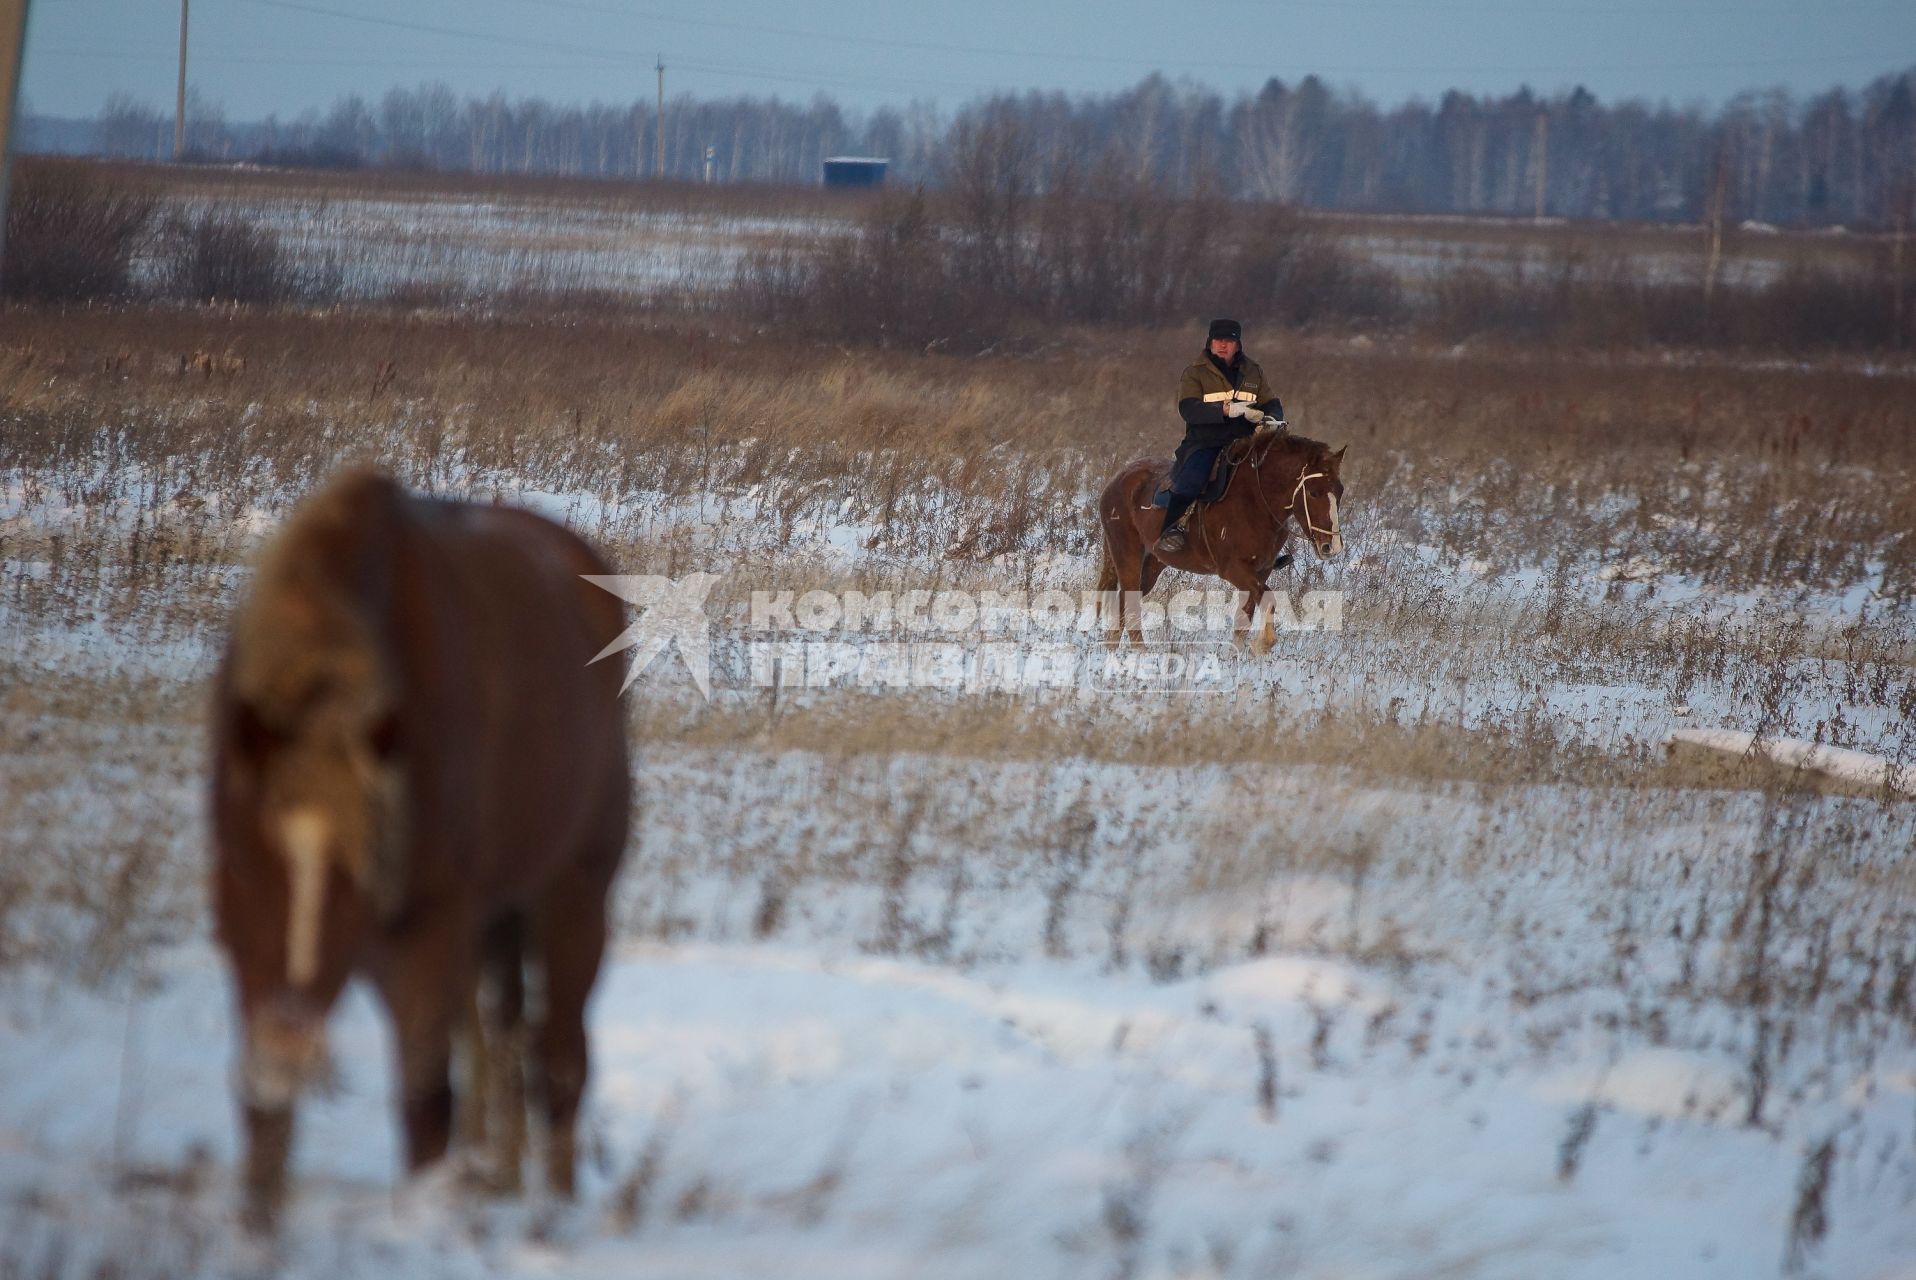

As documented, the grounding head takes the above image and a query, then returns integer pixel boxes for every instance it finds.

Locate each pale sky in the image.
[19,0,1916,122]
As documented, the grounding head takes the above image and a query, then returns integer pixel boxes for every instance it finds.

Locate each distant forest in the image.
[23,68,1916,226]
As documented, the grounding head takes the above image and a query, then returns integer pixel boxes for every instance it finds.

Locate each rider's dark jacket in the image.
[1177,350,1283,452]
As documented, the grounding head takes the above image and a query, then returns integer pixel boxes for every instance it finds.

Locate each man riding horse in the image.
[1156,318,1286,555]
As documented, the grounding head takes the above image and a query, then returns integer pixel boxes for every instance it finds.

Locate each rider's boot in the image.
[1154,495,1194,555]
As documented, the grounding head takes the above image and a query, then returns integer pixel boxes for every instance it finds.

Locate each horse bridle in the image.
[1287,469,1336,541]
[1248,433,1336,542]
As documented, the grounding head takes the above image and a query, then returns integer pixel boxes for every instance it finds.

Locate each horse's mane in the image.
[1266,432,1334,467]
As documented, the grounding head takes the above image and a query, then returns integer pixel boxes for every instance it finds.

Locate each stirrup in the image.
[1154,528,1188,554]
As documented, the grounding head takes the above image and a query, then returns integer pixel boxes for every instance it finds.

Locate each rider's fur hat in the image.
[1207,318,1242,343]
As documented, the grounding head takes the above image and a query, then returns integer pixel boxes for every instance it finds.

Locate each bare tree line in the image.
[40,67,1916,226]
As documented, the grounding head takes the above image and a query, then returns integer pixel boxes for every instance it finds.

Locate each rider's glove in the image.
[1223,400,1248,419]
[1243,408,1267,425]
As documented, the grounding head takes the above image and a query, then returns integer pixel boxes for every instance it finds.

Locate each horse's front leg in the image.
[1217,561,1275,656]
[1265,531,1295,579]
[1132,555,1173,647]
[372,918,469,1179]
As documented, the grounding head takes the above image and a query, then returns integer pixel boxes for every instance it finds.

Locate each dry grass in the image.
[4,303,1912,583]
[5,298,1912,937]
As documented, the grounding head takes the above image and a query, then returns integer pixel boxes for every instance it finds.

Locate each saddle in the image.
[1150,431,1267,511]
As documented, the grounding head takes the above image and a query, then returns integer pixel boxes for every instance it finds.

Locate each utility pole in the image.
[175,0,189,159]
[0,0,32,282]
[1893,180,1911,350]
[654,54,664,179]
[1532,110,1548,220]
[1703,146,1730,306]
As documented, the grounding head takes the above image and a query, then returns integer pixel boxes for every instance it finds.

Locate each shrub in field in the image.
[1414,247,1912,353]
[248,143,363,171]
[735,179,1392,349]
[1225,203,1400,329]
[739,189,1010,350]
[0,158,157,301]
[1023,161,1398,328]
[155,208,285,304]
[1754,261,1897,352]
[153,207,342,305]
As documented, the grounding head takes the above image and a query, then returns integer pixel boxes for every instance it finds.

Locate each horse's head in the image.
[1291,443,1347,559]
[214,474,409,1111]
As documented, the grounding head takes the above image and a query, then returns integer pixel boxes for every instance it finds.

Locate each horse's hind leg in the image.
[465,914,527,1193]
[1124,551,1157,646]
[529,849,619,1197]
[1098,506,1145,647]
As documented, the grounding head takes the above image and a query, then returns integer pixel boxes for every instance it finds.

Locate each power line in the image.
[34,45,666,72]
[235,0,634,62]
[34,44,1012,99]
[218,0,1911,85]
[1209,0,1909,11]
[1303,53,1902,76]
[220,0,1014,94]
[513,0,1914,69]
[42,38,1903,85]
[513,0,1162,65]
[42,0,1914,115]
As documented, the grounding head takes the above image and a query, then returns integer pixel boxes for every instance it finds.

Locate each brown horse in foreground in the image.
[210,468,631,1232]
[1096,429,1346,651]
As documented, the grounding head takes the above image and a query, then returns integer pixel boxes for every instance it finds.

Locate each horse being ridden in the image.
[1096,429,1346,653]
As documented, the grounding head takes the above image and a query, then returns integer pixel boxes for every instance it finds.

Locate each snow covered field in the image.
[118,175,1883,309]
[3,205,1916,1278]
[3,426,1914,1279]
[136,187,853,302]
